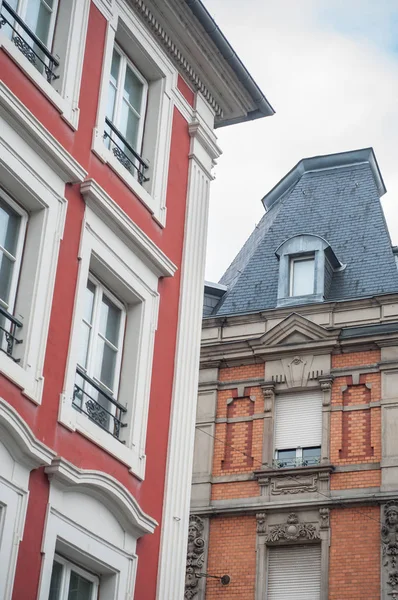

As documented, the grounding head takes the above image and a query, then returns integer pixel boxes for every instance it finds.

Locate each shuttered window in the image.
[274,391,322,451]
[267,544,321,599]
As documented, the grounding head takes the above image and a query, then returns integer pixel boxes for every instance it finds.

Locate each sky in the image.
[202,0,398,282]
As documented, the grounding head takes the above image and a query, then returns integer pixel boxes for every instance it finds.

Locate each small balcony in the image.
[0,0,59,83]
[272,456,321,469]
[104,118,149,185]
[72,366,127,441]
[0,305,23,362]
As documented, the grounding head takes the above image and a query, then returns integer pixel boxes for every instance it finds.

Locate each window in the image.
[104,45,148,183]
[73,276,127,439]
[267,545,321,599]
[48,555,99,600]
[0,191,27,361]
[274,391,322,468]
[289,255,315,297]
[1,0,59,81]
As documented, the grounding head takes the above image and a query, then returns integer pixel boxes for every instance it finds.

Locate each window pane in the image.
[0,200,21,256]
[77,322,91,369]
[84,281,95,324]
[106,51,120,124]
[291,258,315,296]
[68,570,93,600]
[302,446,321,465]
[110,49,120,85]
[25,0,53,46]
[120,102,139,152]
[95,338,117,390]
[99,294,121,346]
[123,65,143,113]
[0,252,15,307]
[48,560,63,600]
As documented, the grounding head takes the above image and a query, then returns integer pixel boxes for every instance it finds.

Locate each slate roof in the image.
[212,148,398,316]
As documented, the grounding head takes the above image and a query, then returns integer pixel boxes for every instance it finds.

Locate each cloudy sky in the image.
[202,0,398,282]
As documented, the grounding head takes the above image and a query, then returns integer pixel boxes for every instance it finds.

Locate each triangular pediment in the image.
[254,313,338,349]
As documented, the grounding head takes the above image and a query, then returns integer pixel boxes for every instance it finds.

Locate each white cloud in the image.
[202,0,398,282]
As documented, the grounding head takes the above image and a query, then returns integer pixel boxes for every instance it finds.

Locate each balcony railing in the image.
[104,117,149,184]
[0,305,23,362]
[273,456,321,469]
[0,0,59,82]
[72,365,127,440]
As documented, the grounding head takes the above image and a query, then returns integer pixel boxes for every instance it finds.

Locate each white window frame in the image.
[0,189,28,314]
[289,255,315,297]
[49,554,99,600]
[60,201,161,479]
[92,0,176,226]
[107,43,148,158]
[0,0,90,129]
[0,109,70,405]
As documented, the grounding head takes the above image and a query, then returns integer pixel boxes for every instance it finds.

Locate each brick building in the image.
[189,149,398,600]
[0,0,274,598]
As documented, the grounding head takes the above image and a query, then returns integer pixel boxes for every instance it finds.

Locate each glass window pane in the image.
[95,338,117,390]
[110,49,120,85]
[302,446,321,465]
[123,65,143,112]
[276,449,296,468]
[2,0,18,39]
[84,281,95,324]
[99,294,121,346]
[106,83,117,122]
[0,252,15,308]
[291,257,315,296]
[48,560,63,600]
[25,0,52,45]
[77,322,91,369]
[68,570,93,600]
[0,200,21,256]
[120,102,139,152]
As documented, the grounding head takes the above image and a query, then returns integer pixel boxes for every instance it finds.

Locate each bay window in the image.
[73,276,127,440]
[48,556,99,600]
[274,391,322,468]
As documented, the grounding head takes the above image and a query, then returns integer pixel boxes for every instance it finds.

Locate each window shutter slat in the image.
[267,544,321,599]
[274,391,322,450]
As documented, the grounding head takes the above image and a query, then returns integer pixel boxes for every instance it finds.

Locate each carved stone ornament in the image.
[319,507,330,529]
[185,515,206,600]
[381,500,398,599]
[265,513,320,543]
[256,513,267,534]
[270,474,317,495]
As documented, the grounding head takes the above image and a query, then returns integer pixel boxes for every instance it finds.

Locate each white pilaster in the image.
[156,96,220,599]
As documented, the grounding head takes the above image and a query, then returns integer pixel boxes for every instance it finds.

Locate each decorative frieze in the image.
[381,500,398,600]
[185,515,206,600]
[264,513,320,543]
[254,464,333,501]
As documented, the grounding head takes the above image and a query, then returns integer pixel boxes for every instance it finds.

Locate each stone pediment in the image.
[252,313,339,351]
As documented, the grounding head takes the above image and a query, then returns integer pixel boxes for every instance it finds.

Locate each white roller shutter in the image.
[274,391,322,450]
[267,544,321,599]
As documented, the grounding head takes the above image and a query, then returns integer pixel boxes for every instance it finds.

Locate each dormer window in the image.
[276,234,344,307]
[289,255,315,297]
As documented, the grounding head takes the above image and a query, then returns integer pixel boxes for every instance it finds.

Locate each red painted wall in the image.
[1,3,193,599]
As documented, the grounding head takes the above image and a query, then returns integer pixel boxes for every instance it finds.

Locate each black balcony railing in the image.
[104,117,149,184]
[0,305,22,362]
[72,365,127,440]
[0,0,59,82]
[273,456,321,469]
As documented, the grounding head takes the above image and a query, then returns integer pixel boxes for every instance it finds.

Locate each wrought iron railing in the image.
[273,456,321,469]
[0,0,59,82]
[72,365,127,440]
[104,117,149,184]
[0,305,22,362]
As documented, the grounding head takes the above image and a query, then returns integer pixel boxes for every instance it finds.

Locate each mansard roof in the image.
[211,148,398,317]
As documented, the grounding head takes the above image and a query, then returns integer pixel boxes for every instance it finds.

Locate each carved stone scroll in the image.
[185,515,206,599]
[265,513,320,543]
[381,500,398,600]
[256,513,267,534]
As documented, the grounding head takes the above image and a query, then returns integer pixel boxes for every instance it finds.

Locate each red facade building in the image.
[0,1,273,598]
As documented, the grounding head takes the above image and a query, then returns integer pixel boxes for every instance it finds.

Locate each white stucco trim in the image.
[0,0,90,130]
[156,96,221,599]
[59,201,161,480]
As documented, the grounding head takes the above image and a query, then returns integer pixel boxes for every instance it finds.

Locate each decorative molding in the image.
[0,397,55,468]
[318,374,334,390]
[264,513,320,543]
[0,82,87,182]
[45,457,157,537]
[185,515,206,600]
[256,513,267,534]
[254,464,334,501]
[271,474,318,496]
[80,179,177,277]
[381,500,398,599]
[319,507,330,529]
[131,0,222,117]
[261,382,275,413]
